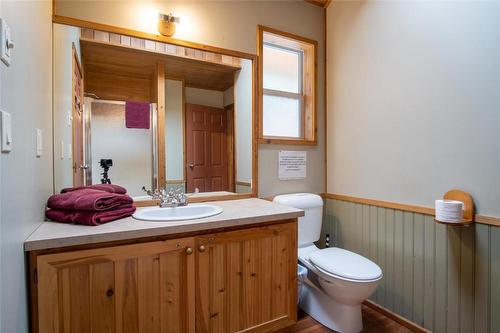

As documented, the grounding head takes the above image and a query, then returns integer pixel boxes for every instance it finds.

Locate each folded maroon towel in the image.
[61,184,127,194]
[46,204,136,226]
[47,189,133,211]
[125,101,150,129]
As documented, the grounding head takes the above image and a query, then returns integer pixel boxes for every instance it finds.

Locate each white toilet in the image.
[273,193,382,333]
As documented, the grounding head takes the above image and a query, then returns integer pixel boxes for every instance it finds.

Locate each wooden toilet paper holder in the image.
[435,189,474,226]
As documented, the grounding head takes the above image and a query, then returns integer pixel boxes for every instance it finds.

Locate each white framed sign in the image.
[278,150,307,180]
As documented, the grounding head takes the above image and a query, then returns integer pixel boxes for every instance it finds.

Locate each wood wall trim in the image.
[363,300,431,333]
[53,15,257,61]
[325,193,435,215]
[475,214,500,227]
[326,193,500,227]
[166,179,186,185]
[134,193,255,207]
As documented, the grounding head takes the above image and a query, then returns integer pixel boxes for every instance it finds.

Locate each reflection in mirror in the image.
[53,23,253,199]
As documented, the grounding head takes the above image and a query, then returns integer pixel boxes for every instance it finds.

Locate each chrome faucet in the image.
[142,186,188,208]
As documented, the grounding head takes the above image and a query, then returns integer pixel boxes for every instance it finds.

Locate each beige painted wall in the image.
[0,1,53,332]
[185,86,224,108]
[326,1,500,216]
[55,0,326,198]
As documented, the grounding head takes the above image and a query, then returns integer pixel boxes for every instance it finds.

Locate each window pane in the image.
[263,95,301,138]
[263,44,300,93]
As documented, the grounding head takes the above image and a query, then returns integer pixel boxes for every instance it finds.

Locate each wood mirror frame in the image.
[52,13,259,206]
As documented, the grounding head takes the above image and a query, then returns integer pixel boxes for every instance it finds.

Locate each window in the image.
[258,26,317,144]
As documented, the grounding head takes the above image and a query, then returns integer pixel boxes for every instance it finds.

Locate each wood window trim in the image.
[257,25,318,145]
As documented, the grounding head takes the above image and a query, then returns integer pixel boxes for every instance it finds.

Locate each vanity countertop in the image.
[24,198,304,252]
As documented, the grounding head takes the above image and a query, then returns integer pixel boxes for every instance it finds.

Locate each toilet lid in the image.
[309,247,382,281]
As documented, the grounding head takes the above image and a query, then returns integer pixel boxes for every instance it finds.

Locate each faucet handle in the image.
[142,186,160,199]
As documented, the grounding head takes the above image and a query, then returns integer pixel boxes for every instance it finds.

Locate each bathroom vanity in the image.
[25,199,303,333]
[38,9,299,333]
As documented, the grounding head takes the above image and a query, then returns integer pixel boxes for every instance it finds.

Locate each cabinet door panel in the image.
[195,221,297,333]
[37,238,195,333]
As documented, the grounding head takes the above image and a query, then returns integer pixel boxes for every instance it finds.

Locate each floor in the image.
[287,306,413,333]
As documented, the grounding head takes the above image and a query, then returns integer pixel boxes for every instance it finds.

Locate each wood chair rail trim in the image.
[325,193,500,227]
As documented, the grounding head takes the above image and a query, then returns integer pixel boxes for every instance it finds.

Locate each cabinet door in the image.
[195,221,297,333]
[36,238,195,333]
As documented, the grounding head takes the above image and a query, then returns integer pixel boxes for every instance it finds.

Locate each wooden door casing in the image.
[195,221,298,333]
[72,43,85,187]
[185,103,229,193]
[36,238,195,333]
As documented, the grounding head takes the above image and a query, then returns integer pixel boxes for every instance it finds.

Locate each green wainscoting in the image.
[322,199,500,333]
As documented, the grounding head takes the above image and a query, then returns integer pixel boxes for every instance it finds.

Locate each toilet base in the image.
[299,279,363,333]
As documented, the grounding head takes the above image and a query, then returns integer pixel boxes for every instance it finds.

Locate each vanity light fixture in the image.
[157,12,180,37]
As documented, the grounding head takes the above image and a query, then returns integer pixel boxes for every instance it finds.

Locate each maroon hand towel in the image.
[47,189,133,211]
[125,101,150,129]
[46,204,136,226]
[61,184,127,194]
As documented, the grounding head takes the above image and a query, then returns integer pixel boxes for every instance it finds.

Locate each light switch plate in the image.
[0,18,13,66]
[36,128,42,157]
[1,110,12,153]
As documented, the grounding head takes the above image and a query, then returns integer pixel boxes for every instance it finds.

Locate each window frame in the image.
[257,25,317,145]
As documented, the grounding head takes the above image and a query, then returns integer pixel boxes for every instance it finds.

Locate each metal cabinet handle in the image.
[186,247,193,255]
[198,245,206,252]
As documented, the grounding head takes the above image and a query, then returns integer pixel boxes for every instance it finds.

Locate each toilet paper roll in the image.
[435,199,464,222]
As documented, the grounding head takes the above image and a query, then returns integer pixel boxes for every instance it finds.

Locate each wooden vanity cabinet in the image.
[31,221,297,333]
[195,221,297,333]
[34,237,196,333]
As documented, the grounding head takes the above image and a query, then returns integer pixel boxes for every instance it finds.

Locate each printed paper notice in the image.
[279,151,307,180]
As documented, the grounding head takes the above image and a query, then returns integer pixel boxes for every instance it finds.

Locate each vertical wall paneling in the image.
[393,210,404,315]
[423,215,435,329]
[376,208,386,305]
[412,213,424,327]
[362,205,370,258]
[402,212,414,320]
[323,199,498,333]
[474,224,490,333]
[434,222,448,333]
[460,226,475,333]
[491,228,500,333]
[385,209,395,312]
[447,227,461,333]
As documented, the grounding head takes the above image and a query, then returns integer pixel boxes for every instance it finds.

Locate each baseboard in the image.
[363,300,431,333]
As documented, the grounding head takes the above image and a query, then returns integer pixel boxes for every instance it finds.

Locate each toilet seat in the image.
[308,247,382,282]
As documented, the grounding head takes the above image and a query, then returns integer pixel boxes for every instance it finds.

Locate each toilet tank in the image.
[273,193,323,246]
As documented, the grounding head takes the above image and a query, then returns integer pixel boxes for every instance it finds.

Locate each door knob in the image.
[188,163,194,169]
[198,245,206,252]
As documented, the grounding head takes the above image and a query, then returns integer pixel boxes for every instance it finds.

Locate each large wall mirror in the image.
[53,23,257,202]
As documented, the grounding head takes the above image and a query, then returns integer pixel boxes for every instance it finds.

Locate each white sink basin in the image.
[133,204,223,222]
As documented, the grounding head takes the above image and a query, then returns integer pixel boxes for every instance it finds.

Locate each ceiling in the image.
[80,40,240,97]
